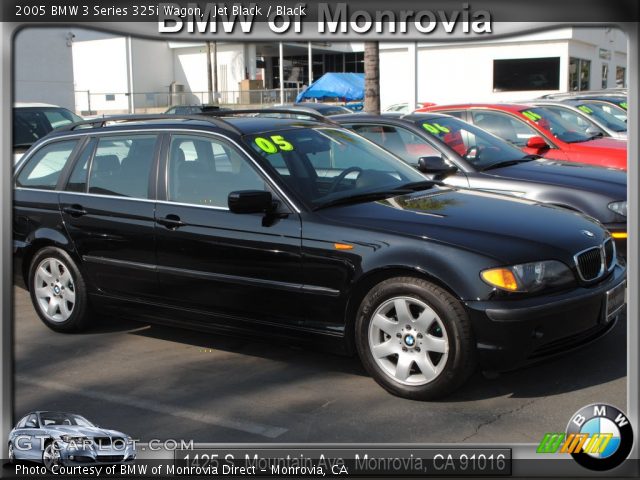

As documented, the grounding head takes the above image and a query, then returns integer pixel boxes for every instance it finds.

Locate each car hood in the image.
[488,159,626,196]
[46,426,126,438]
[319,187,608,265]
[572,137,627,151]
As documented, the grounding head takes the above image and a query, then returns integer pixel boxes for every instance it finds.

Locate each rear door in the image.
[60,132,161,299]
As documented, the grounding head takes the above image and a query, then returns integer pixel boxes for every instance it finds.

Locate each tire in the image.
[42,441,61,471]
[8,442,15,464]
[355,276,476,400]
[28,247,90,333]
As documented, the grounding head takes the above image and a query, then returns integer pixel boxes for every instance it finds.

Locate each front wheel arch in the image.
[343,267,463,355]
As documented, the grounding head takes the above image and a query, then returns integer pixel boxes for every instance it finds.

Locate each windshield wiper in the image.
[395,180,440,191]
[314,189,413,211]
[482,157,537,171]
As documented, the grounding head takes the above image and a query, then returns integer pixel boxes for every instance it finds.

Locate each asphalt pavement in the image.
[13,287,627,444]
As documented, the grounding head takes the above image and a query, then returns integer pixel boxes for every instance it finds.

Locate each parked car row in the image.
[13,104,627,400]
[332,112,627,252]
[417,103,627,170]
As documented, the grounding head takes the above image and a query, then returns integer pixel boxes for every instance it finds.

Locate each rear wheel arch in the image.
[21,236,79,291]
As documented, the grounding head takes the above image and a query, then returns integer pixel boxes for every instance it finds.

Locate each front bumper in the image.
[465,263,626,371]
[59,445,136,465]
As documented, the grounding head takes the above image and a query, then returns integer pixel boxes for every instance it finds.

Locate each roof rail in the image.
[54,113,242,134]
[201,108,338,125]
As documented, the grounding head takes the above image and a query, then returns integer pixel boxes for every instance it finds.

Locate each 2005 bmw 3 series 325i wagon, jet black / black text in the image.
[13,112,626,399]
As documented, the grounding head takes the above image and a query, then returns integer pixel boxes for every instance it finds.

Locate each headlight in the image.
[481,260,574,292]
[608,201,627,217]
[126,436,134,446]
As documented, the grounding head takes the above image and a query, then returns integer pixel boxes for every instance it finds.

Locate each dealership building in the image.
[15,27,627,114]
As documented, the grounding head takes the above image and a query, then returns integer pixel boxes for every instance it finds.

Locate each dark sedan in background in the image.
[334,113,627,252]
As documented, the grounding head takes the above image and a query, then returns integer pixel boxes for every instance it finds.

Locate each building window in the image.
[492,57,560,92]
[601,63,609,89]
[616,66,626,87]
[569,57,591,91]
[105,94,115,101]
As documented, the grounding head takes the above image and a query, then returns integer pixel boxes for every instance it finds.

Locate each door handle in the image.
[157,214,185,229]
[62,205,87,217]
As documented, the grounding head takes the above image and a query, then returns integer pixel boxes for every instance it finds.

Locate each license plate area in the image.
[605,281,626,321]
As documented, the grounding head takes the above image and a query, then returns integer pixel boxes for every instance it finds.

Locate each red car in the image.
[417,103,627,170]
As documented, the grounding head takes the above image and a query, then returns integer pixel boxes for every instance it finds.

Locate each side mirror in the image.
[585,127,603,138]
[526,136,549,150]
[228,190,274,214]
[417,156,457,176]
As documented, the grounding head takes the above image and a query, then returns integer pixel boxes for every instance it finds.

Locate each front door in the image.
[154,133,305,327]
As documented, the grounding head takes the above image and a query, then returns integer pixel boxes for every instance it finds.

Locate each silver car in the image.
[524,100,627,140]
[8,411,135,470]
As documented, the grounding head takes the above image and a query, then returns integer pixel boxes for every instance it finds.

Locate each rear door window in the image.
[16,140,78,190]
[87,135,158,198]
[471,110,539,147]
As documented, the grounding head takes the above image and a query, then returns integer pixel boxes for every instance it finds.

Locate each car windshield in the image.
[13,108,82,148]
[408,116,530,170]
[518,107,591,143]
[39,412,95,427]
[575,102,627,132]
[244,127,427,209]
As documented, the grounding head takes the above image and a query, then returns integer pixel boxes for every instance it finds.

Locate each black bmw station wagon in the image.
[13,111,626,399]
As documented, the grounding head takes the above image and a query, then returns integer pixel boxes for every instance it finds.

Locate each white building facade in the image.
[14,27,627,114]
[379,27,627,108]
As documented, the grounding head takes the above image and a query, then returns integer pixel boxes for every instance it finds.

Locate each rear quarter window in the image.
[16,140,78,190]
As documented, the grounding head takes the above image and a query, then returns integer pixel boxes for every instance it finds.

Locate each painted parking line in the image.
[16,375,288,439]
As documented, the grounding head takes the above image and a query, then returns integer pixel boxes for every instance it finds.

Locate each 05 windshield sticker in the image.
[254,135,294,154]
[577,105,594,114]
[521,110,542,122]
[421,122,450,135]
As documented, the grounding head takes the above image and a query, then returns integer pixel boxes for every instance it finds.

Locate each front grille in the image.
[96,455,124,463]
[604,238,615,268]
[93,437,111,448]
[576,247,603,281]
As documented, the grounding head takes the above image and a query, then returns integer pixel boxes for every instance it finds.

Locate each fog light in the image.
[69,455,75,461]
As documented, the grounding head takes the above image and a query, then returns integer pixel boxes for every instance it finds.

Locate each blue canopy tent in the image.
[295,73,365,103]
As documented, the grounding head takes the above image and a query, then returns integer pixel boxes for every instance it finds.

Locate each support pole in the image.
[279,42,284,104]
[307,42,313,86]
[407,42,418,113]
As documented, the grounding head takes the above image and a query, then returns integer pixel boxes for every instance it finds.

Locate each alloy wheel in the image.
[33,257,76,323]
[368,296,450,386]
